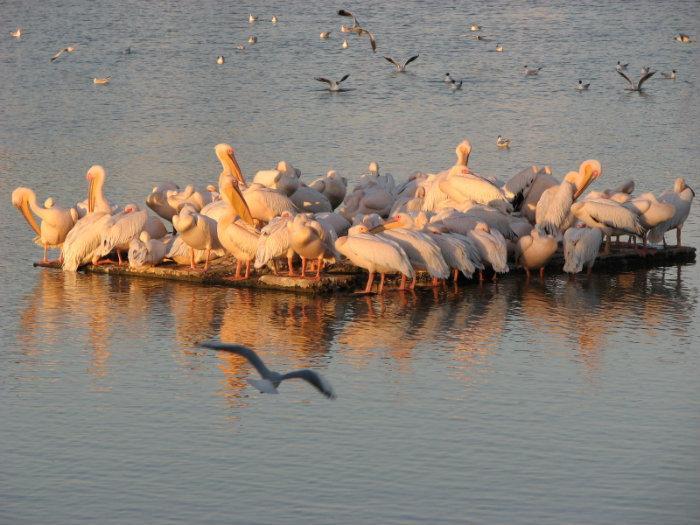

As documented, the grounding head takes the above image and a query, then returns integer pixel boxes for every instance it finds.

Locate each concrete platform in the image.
[33,244,696,294]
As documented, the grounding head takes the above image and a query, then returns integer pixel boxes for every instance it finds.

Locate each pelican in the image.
[309,170,347,209]
[255,212,296,275]
[314,212,350,237]
[243,183,297,224]
[521,166,558,223]
[271,15,278,24]
[10,27,21,38]
[93,77,110,85]
[288,214,337,280]
[172,204,221,270]
[97,204,148,265]
[647,178,695,247]
[624,192,675,247]
[342,39,349,49]
[563,226,603,275]
[495,43,503,52]
[128,231,170,268]
[320,31,331,39]
[496,135,510,148]
[253,164,300,196]
[248,14,258,23]
[502,165,540,211]
[370,213,449,288]
[515,225,559,279]
[215,143,246,189]
[439,165,512,213]
[674,33,693,43]
[216,55,224,64]
[166,185,216,213]
[217,175,259,280]
[315,74,349,92]
[384,55,419,72]
[201,342,336,399]
[290,184,333,213]
[661,70,677,80]
[11,187,79,262]
[616,61,628,72]
[617,69,655,91]
[570,200,644,253]
[577,80,590,91]
[523,65,542,76]
[467,222,509,280]
[336,224,414,293]
[146,182,180,222]
[340,182,394,219]
[50,46,76,62]
[247,35,257,44]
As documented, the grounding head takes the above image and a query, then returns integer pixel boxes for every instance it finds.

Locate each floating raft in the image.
[34,245,696,294]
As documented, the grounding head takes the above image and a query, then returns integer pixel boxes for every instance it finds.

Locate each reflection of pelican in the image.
[202,342,336,398]
[12,187,78,261]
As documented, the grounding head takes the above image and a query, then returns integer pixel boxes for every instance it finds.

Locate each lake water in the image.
[1,1,698,523]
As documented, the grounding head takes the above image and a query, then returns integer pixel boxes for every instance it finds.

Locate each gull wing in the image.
[404,54,419,66]
[50,48,65,62]
[338,74,350,83]
[337,9,359,27]
[637,70,655,89]
[384,56,399,68]
[616,69,634,87]
[200,341,272,378]
[280,369,336,399]
[367,31,377,52]
[315,77,332,85]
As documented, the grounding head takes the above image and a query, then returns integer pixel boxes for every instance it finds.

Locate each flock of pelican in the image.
[12,140,694,293]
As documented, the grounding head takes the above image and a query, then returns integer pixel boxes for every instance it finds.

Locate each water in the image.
[1,1,699,523]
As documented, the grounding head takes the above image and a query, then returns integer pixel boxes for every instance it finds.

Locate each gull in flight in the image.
[674,33,694,43]
[51,46,76,62]
[201,341,336,399]
[617,68,655,91]
[577,79,590,91]
[661,69,677,80]
[10,27,21,38]
[315,74,349,92]
[384,54,419,72]
[616,61,628,72]
[337,9,376,52]
[93,76,111,85]
[523,65,542,76]
[496,135,511,148]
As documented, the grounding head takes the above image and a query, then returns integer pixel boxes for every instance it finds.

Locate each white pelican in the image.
[336,224,414,293]
[165,235,224,266]
[97,204,148,265]
[340,183,394,219]
[314,212,350,237]
[172,204,221,270]
[384,55,419,72]
[243,183,297,224]
[128,231,171,268]
[252,161,300,196]
[674,33,693,43]
[647,178,695,247]
[523,65,542,76]
[217,175,259,280]
[288,214,337,280]
[248,14,258,23]
[467,222,509,281]
[215,143,246,189]
[342,38,349,49]
[255,212,295,275]
[93,77,110,85]
[320,31,331,39]
[661,70,677,80]
[439,165,512,213]
[495,43,503,52]
[315,74,349,92]
[616,61,628,72]
[12,187,79,262]
[570,200,644,253]
[216,56,224,64]
[521,166,557,223]
[502,165,539,212]
[370,213,449,288]
[50,46,76,62]
[247,35,257,44]
[563,226,603,275]
[617,69,655,91]
[290,184,332,213]
[166,185,215,213]
[146,182,180,222]
[577,80,590,91]
[623,193,675,247]
[496,135,511,148]
[10,27,21,38]
[515,225,558,279]
[309,170,347,209]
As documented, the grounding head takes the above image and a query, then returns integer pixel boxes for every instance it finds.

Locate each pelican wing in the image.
[280,369,336,399]
[536,183,574,235]
[637,70,655,89]
[255,218,292,268]
[200,342,273,378]
[404,54,419,66]
[584,201,644,235]
[99,210,148,256]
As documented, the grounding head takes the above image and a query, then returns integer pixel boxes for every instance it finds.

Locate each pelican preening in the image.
[315,74,349,92]
[617,69,655,91]
[201,342,336,399]
[384,55,419,72]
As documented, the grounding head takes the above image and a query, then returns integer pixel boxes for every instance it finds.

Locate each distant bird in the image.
[248,14,258,23]
[470,23,481,31]
[10,27,21,38]
[124,47,132,54]
[247,35,257,44]
[449,79,462,91]
[271,15,278,24]
[320,31,331,39]
[444,72,454,83]
[201,341,336,399]
[617,69,655,91]
[472,34,490,42]
[674,33,693,43]
[661,69,677,80]
[616,61,628,72]
[235,44,245,50]
[384,54,419,72]
[495,43,503,52]
[93,77,110,85]
[337,9,376,52]
[315,74,349,92]
[216,55,224,64]
[342,38,349,48]
[496,135,511,148]
[51,46,76,62]
[523,65,542,76]
[577,79,590,91]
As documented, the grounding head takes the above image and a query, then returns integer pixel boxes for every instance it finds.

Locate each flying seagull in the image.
[338,9,376,52]
[384,54,419,72]
[51,46,76,62]
[201,341,336,399]
[315,74,350,91]
[617,69,655,91]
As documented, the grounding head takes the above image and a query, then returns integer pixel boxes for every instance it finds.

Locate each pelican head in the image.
[474,222,490,233]
[139,230,152,243]
[44,197,55,208]
[370,212,412,232]
[172,204,197,233]
[455,140,472,166]
[11,187,41,235]
[215,143,245,187]
[86,165,107,213]
[349,224,370,235]
[573,159,602,199]
[368,161,379,175]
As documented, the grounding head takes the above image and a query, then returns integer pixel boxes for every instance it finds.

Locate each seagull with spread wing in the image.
[617,69,655,91]
[201,341,336,399]
[315,74,349,92]
[51,46,76,62]
[338,9,376,52]
[384,54,419,72]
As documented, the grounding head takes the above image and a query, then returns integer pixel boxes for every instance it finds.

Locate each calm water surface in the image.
[1,1,699,523]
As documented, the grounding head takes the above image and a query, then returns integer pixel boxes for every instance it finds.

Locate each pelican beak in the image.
[17,196,41,235]
[223,178,254,226]
[87,175,95,213]
[227,152,246,187]
[573,167,601,200]
[369,218,401,233]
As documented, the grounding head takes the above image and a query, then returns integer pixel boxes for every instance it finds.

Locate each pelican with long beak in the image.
[11,188,79,262]
[215,143,246,189]
[217,174,260,280]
